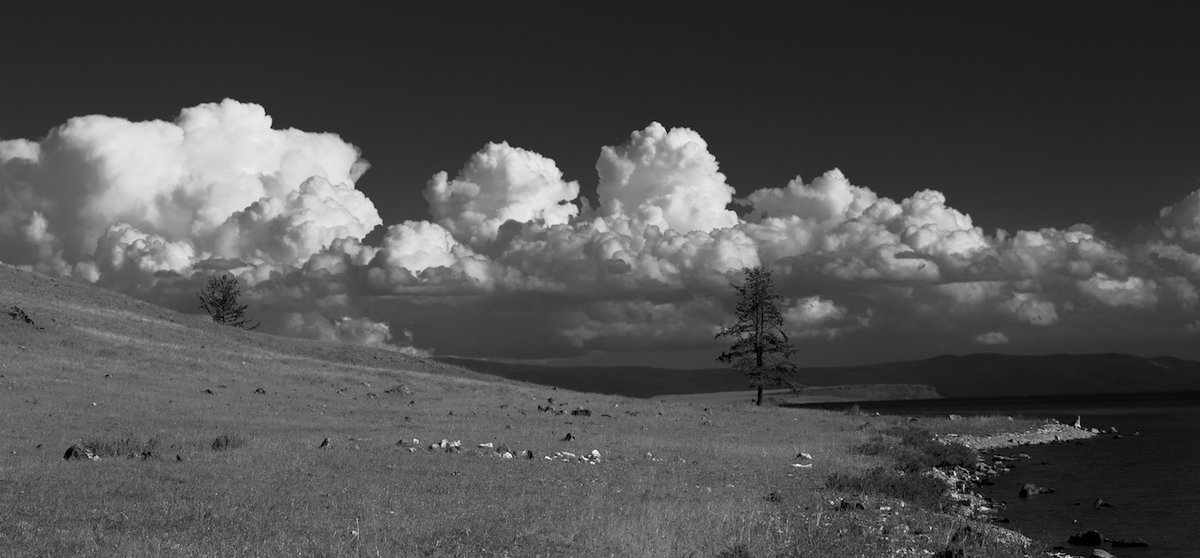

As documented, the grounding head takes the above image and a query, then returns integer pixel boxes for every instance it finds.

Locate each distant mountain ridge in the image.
[438,353,1200,400]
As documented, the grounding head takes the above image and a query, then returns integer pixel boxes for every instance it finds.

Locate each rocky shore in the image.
[929,420,1102,556]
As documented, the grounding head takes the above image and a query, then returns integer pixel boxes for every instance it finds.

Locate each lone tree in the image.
[715,266,798,406]
[197,273,259,330]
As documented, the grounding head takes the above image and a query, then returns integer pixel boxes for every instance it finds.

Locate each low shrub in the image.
[81,433,164,458]
[210,433,248,452]
[859,426,975,473]
[826,426,977,510]
[716,544,755,558]
[826,466,951,511]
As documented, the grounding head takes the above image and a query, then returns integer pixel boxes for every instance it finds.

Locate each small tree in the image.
[715,266,798,406]
[197,273,259,330]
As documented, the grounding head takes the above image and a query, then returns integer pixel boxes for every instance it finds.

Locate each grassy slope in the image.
[0,265,1032,557]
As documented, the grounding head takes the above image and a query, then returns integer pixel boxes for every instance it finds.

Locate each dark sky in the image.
[4,3,1197,237]
[4,3,1200,368]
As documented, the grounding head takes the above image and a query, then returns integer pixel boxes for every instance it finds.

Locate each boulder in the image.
[561,432,575,442]
[318,438,330,449]
[1068,530,1105,546]
[1073,416,1083,429]
[571,407,591,416]
[1019,483,1054,498]
[63,444,98,461]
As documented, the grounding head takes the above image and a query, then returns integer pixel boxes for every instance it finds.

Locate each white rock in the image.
[479,442,494,449]
[590,450,601,459]
[791,463,813,468]
[797,452,813,460]
[501,452,514,459]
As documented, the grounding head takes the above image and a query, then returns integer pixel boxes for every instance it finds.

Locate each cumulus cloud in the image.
[424,142,579,250]
[6,101,1200,361]
[1076,274,1158,309]
[0,99,378,283]
[999,293,1059,326]
[784,296,852,338]
[596,122,738,234]
[974,331,1011,345]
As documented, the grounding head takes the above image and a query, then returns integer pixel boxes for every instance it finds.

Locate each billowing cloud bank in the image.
[3,100,1199,364]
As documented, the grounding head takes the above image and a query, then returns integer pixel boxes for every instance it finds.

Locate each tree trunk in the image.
[756,385,763,406]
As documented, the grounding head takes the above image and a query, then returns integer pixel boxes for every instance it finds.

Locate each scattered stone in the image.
[571,407,591,416]
[202,388,214,395]
[254,387,266,394]
[764,491,782,502]
[948,414,963,421]
[318,438,330,449]
[175,454,183,461]
[383,384,412,395]
[795,452,813,460]
[561,432,574,442]
[495,443,512,454]
[7,306,42,329]
[1090,550,1115,558]
[1068,530,1105,546]
[63,444,99,461]
[520,449,534,459]
[1093,497,1114,510]
[1109,538,1149,548]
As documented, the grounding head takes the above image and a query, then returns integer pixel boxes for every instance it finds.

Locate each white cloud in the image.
[424,142,579,250]
[596,122,738,234]
[6,104,1200,363]
[1076,274,1158,309]
[999,293,1059,326]
[974,331,1010,345]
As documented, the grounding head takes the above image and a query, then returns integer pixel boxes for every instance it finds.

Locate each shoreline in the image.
[933,420,1099,556]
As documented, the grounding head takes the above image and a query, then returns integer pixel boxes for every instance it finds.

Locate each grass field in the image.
[0,264,1042,557]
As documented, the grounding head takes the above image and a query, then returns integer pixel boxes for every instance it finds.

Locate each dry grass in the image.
[0,264,1034,557]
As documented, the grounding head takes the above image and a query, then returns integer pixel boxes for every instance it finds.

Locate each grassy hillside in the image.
[0,264,1034,557]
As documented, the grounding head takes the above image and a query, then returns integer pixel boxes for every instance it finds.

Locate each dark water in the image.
[801,394,1200,556]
